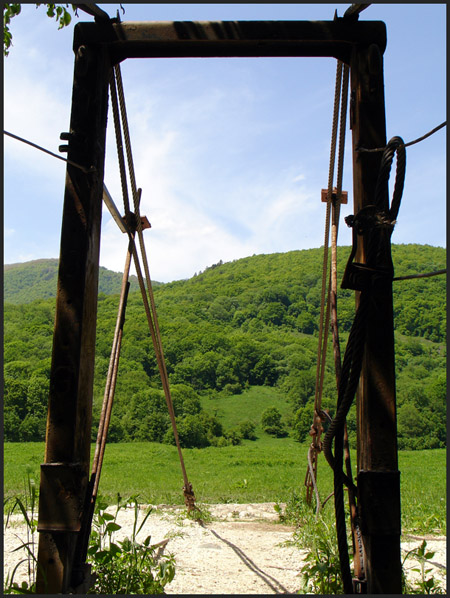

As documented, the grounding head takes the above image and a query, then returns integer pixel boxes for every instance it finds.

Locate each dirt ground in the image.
[3,503,446,594]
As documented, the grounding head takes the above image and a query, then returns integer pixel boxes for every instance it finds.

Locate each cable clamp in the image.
[341,262,393,292]
[341,205,395,291]
[345,205,394,235]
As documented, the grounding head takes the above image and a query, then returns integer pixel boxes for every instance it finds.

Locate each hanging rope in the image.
[305,59,344,509]
[323,136,406,593]
[305,61,351,526]
[327,62,366,589]
[111,64,197,512]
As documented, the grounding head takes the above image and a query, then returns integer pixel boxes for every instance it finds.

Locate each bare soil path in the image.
[4,503,446,594]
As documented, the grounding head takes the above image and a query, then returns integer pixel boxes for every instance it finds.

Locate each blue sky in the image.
[4,3,446,282]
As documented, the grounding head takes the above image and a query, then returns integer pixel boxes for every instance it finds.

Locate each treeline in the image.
[3,258,145,304]
[4,244,446,449]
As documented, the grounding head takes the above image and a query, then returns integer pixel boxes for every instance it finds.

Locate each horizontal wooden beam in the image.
[73,19,387,64]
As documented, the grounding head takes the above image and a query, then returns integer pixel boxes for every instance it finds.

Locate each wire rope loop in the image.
[374,136,406,221]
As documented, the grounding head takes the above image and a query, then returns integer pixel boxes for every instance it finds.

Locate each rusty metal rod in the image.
[74,246,133,573]
[74,190,142,574]
[344,4,371,19]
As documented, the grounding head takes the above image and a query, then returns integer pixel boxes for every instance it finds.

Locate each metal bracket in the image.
[341,261,393,292]
[321,188,348,204]
[357,470,401,536]
[37,463,88,533]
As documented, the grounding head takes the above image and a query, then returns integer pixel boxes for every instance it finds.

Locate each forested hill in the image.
[152,243,445,342]
[4,258,163,304]
[4,245,446,340]
[4,244,446,450]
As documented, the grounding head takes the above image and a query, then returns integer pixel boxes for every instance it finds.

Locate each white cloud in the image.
[293,174,306,182]
[4,4,445,279]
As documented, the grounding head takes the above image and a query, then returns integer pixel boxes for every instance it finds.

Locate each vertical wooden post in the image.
[36,34,111,593]
[350,42,402,593]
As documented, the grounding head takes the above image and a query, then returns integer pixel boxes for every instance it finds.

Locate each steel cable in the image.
[109,72,131,216]
[306,60,343,505]
[357,121,445,153]
[324,135,407,593]
[314,59,343,413]
[4,129,96,173]
[112,64,195,507]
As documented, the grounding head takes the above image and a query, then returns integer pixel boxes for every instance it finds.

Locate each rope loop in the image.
[374,135,406,221]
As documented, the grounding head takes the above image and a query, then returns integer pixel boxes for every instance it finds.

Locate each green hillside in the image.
[3,258,162,304]
[4,244,446,451]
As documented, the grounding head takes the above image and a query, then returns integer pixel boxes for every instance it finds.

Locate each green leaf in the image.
[109,542,122,557]
[94,549,112,563]
[105,521,121,533]
[63,9,71,26]
[97,514,106,526]
[101,512,115,521]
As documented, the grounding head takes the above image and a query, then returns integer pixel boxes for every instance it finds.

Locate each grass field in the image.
[200,385,293,437]
[4,441,445,534]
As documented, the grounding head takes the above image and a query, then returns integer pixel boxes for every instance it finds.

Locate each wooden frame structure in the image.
[36,16,401,594]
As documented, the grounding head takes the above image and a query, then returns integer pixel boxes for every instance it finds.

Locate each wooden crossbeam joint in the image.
[321,188,348,204]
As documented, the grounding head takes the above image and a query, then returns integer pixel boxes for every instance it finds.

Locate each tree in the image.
[4,4,74,56]
[261,406,288,438]
[170,384,202,417]
[251,354,278,386]
[238,420,257,441]
[397,404,428,450]
[292,406,312,443]
[164,414,209,449]
[282,368,316,409]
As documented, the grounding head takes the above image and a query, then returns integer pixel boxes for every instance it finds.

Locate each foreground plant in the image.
[299,517,347,594]
[4,477,175,595]
[87,494,175,594]
[402,539,446,594]
[3,467,41,594]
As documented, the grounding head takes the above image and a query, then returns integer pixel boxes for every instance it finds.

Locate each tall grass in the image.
[4,441,445,534]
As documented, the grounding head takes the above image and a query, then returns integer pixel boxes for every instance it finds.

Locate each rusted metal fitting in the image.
[75,45,91,77]
[353,578,368,593]
[357,470,401,536]
[140,215,151,230]
[341,262,393,292]
[321,188,348,204]
[37,462,88,532]
[183,482,196,512]
[124,211,137,233]
[59,131,73,153]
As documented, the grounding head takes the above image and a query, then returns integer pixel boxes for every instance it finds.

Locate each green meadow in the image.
[4,440,445,534]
